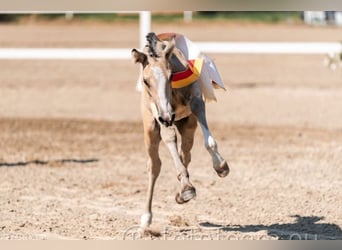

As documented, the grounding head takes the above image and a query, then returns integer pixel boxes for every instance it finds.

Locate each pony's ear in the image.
[131,49,148,67]
[162,37,175,61]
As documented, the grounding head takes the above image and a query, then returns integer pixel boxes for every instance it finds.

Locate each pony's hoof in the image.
[138,227,162,238]
[214,160,230,178]
[175,186,196,204]
[138,227,148,238]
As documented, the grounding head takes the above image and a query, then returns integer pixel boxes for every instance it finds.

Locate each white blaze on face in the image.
[151,66,170,115]
[150,102,159,119]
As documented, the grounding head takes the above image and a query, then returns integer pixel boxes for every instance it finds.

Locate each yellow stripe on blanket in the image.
[171,58,204,89]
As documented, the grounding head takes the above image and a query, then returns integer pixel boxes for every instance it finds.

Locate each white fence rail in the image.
[196,42,342,55]
[0,12,341,60]
[0,48,132,60]
[0,42,341,60]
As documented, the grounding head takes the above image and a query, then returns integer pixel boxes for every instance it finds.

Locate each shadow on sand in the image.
[200,215,342,240]
[0,158,99,167]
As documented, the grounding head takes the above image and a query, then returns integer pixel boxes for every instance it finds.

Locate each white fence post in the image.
[139,11,151,49]
[136,11,151,91]
[184,11,193,22]
[65,11,74,21]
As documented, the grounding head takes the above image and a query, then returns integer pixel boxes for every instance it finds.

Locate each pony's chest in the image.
[172,90,192,121]
[174,105,192,121]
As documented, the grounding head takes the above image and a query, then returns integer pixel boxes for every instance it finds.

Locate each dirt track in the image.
[0,20,342,240]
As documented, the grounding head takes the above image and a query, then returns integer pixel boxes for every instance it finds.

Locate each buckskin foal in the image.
[131,32,229,232]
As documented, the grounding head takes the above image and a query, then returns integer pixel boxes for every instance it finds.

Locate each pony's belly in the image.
[174,105,192,121]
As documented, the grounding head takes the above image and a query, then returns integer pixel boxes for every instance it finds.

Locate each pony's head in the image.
[132,33,176,127]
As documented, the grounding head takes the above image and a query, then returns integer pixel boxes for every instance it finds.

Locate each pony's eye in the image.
[143,79,150,87]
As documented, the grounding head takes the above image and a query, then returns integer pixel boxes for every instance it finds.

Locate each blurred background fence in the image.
[0,11,341,67]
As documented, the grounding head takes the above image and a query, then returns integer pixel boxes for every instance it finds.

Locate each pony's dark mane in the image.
[145,32,165,58]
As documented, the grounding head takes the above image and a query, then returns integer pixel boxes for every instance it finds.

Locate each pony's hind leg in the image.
[190,96,230,178]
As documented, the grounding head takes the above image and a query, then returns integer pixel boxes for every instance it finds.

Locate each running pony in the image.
[131,32,229,232]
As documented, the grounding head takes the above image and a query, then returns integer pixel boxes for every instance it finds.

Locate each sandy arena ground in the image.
[0,20,342,240]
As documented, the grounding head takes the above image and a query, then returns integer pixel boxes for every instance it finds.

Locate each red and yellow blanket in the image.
[171,58,204,89]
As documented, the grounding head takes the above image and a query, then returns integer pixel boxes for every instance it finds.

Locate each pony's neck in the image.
[170,49,189,73]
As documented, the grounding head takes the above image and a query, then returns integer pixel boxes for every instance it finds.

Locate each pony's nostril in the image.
[171,113,175,124]
[158,115,173,127]
[158,116,165,124]
[158,116,168,127]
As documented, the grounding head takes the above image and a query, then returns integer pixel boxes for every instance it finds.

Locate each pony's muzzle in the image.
[158,112,175,127]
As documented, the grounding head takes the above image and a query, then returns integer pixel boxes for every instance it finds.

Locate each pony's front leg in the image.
[190,96,230,178]
[175,114,197,168]
[140,117,161,232]
[160,125,196,204]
